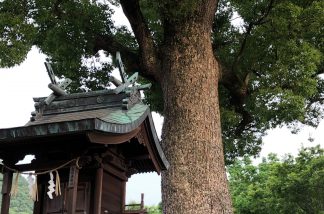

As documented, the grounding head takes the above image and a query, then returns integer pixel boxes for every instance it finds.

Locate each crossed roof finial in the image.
[112,52,151,95]
[43,62,72,105]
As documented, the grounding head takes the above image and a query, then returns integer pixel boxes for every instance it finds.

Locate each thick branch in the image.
[93,34,130,54]
[119,0,161,83]
[219,66,253,136]
[93,34,158,82]
[217,1,276,136]
[232,0,275,72]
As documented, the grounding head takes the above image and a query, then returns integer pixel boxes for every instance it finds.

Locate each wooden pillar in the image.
[121,180,126,213]
[33,183,42,214]
[67,165,79,214]
[140,193,144,210]
[1,170,13,214]
[93,167,103,214]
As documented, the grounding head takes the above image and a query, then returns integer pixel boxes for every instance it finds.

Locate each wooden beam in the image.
[48,83,68,96]
[67,165,79,214]
[139,125,161,174]
[44,62,57,85]
[87,128,140,145]
[128,154,150,160]
[102,164,127,181]
[101,150,127,172]
[93,167,103,214]
[1,170,13,214]
[109,76,122,87]
[44,78,72,105]
[10,160,71,172]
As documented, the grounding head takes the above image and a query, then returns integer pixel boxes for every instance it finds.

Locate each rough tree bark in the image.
[120,0,233,213]
[160,6,233,214]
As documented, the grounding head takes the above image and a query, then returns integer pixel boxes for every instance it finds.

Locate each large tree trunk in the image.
[120,0,233,212]
[160,3,233,214]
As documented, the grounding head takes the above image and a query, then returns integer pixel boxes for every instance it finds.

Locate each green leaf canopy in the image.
[228,146,324,213]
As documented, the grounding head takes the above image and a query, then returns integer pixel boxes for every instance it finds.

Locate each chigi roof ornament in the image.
[113,52,152,110]
[30,62,72,122]
[44,62,72,105]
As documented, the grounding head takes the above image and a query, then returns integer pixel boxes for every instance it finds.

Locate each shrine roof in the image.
[0,89,147,137]
[0,58,169,174]
[0,90,169,172]
[29,92,148,129]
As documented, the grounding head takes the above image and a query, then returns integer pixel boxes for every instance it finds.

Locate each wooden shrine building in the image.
[0,60,169,214]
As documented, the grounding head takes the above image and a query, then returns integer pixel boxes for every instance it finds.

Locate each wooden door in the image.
[75,182,90,213]
[44,182,90,214]
[101,172,125,214]
[45,183,66,214]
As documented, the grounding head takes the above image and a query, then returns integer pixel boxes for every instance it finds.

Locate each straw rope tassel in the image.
[10,172,20,197]
[28,174,36,201]
[30,175,38,202]
[55,170,61,196]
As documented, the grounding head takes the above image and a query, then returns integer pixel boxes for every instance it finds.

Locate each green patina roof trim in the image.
[101,103,148,124]
[0,103,150,140]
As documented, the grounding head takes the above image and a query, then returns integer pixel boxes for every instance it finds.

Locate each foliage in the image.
[0,1,35,67]
[0,174,33,214]
[228,146,324,214]
[215,0,324,163]
[146,202,162,214]
[125,200,162,214]
[0,0,323,163]
[125,200,142,211]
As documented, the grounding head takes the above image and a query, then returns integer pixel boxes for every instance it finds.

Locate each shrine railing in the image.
[124,193,147,214]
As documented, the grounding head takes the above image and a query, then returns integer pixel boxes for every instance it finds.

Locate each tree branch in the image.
[93,34,129,54]
[119,0,161,83]
[218,0,276,136]
[93,34,158,82]
[219,65,253,137]
[232,0,275,72]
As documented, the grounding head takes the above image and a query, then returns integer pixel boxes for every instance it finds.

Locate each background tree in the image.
[0,174,33,214]
[1,0,323,213]
[229,146,324,214]
[145,202,162,214]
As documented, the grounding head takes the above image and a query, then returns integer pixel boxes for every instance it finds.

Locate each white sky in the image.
[0,6,323,206]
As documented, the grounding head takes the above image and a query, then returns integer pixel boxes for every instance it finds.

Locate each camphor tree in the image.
[0,0,323,213]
